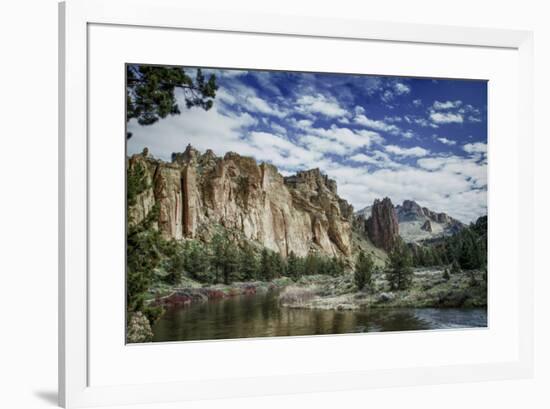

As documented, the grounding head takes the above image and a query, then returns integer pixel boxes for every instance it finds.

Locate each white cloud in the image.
[349,151,402,169]
[429,111,464,124]
[246,96,287,118]
[385,145,429,157]
[301,125,384,154]
[463,142,487,154]
[437,137,457,146]
[381,90,394,103]
[354,112,400,135]
[270,122,287,135]
[127,102,258,162]
[429,100,482,125]
[295,93,348,118]
[384,115,402,123]
[401,130,415,139]
[413,99,423,107]
[394,82,411,95]
[432,100,462,110]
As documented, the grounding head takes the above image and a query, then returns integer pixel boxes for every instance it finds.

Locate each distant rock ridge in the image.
[355,199,465,244]
[128,145,356,258]
[395,200,464,243]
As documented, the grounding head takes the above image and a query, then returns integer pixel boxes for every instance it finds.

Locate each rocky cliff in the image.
[395,200,464,243]
[364,198,400,252]
[128,145,355,258]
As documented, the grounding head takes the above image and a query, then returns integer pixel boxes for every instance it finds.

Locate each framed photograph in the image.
[59,0,534,407]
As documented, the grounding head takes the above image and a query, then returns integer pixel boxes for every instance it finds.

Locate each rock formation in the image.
[365,198,399,252]
[421,220,432,232]
[394,200,464,243]
[128,145,354,258]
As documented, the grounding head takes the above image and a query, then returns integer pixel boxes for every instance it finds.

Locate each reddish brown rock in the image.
[366,197,399,252]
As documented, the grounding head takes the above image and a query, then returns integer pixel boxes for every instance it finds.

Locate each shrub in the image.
[126,311,154,343]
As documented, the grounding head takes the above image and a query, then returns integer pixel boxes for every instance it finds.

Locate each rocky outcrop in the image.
[421,220,432,232]
[365,198,399,252]
[395,200,465,243]
[128,145,354,258]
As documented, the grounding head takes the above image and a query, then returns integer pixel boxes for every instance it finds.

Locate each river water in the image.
[152,289,487,342]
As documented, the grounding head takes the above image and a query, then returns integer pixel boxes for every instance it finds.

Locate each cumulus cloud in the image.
[246,96,287,118]
[437,137,457,146]
[385,145,429,157]
[295,93,348,118]
[299,124,384,156]
[428,100,483,125]
[429,111,464,124]
[394,82,411,95]
[463,142,487,154]
[432,100,462,110]
[354,111,400,135]
[128,67,487,223]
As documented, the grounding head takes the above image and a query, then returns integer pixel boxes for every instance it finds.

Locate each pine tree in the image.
[270,251,286,279]
[287,251,300,280]
[223,242,241,284]
[260,248,274,281]
[126,65,218,137]
[240,244,259,281]
[354,250,374,290]
[385,242,414,291]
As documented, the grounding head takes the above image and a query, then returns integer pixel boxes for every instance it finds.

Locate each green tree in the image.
[385,242,414,291]
[184,240,211,283]
[287,251,300,280]
[240,243,259,281]
[451,259,461,274]
[163,240,185,285]
[126,65,218,137]
[304,253,320,275]
[222,241,241,284]
[271,252,286,278]
[354,250,374,291]
[260,248,274,281]
[209,232,226,283]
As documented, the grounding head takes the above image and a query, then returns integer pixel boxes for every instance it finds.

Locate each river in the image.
[152,289,487,342]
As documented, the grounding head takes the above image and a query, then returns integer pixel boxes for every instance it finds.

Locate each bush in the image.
[126,311,154,343]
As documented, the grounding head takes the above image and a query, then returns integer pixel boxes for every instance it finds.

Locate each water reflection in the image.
[152,289,487,342]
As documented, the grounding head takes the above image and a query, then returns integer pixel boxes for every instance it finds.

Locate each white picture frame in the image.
[59,0,534,407]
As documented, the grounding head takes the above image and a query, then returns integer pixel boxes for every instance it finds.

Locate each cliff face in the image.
[128,145,354,258]
[396,200,464,243]
[365,198,400,252]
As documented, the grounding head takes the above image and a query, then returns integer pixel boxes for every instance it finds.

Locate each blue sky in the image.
[127,67,487,223]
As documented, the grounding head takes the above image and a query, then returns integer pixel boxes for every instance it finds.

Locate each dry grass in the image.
[279,285,318,305]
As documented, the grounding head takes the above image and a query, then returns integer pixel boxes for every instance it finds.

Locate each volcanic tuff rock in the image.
[365,198,400,252]
[128,145,355,258]
[395,200,464,243]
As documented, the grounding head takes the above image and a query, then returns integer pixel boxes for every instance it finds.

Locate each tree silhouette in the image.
[126,65,218,138]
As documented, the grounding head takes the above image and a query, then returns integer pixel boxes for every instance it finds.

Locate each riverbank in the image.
[279,268,487,310]
[147,267,486,311]
[148,277,293,308]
